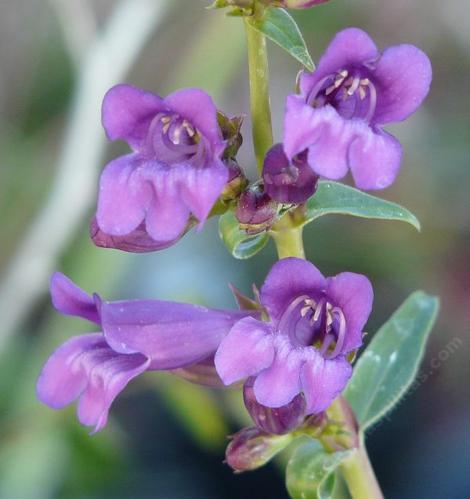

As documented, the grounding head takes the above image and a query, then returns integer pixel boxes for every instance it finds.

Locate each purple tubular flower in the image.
[262,143,318,204]
[94,84,229,251]
[215,258,373,415]
[284,28,432,190]
[37,273,253,433]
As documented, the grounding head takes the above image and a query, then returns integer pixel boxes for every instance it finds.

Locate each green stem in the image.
[340,441,384,499]
[242,9,383,498]
[244,15,273,172]
[270,223,305,259]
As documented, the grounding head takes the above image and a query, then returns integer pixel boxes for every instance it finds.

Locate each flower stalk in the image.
[244,13,384,499]
[244,11,273,172]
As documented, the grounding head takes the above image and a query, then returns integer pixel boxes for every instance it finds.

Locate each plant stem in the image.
[340,441,384,499]
[244,15,273,172]
[243,11,383,498]
[270,218,305,259]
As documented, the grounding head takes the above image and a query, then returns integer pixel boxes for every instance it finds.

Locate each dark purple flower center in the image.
[145,112,206,165]
[277,294,346,359]
[307,67,377,123]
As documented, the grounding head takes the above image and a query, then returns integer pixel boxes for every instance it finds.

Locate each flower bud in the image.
[236,183,277,234]
[263,143,318,204]
[90,218,192,253]
[243,377,306,434]
[225,427,292,472]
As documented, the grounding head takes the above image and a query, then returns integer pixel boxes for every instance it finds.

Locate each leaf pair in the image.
[219,180,420,259]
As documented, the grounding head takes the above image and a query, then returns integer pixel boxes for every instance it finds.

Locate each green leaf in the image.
[219,210,269,259]
[345,291,439,431]
[248,8,314,71]
[286,440,351,499]
[304,181,421,230]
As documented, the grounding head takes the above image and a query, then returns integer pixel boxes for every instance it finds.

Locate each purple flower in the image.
[274,0,330,8]
[215,258,373,415]
[94,84,229,251]
[284,28,432,190]
[262,143,318,204]
[37,273,253,433]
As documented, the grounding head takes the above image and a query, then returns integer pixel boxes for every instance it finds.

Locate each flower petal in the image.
[100,300,252,370]
[37,333,103,409]
[260,258,326,324]
[214,317,275,385]
[90,218,185,253]
[300,350,352,414]
[96,154,152,236]
[164,88,225,156]
[326,272,373,353]
[373,44,432,124]
[102,84,164,150]
[305,107,354,180]
[179,160,228,224]
[76,348,150,433]
[300,28,379,97]
[253,338,303,408]
[283,95,325,160]
[142,164,191,242]
[349,128,402,190]
[50,273,100,324]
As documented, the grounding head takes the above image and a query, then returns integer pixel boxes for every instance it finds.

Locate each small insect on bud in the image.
[236,183,278,234]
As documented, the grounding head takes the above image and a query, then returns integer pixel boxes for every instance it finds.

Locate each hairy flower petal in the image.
[50,273,99,324]
[260,258,326,324]
[326,272,373,353]
[300,350,352,413]
[100,300,252,370]
[102,84,165,150]
[253,338,304,408]
[215,317,275,385]
[349,128,402,190]
[373,44,432,124]
[96,154,152,236]
[36,333,150,433]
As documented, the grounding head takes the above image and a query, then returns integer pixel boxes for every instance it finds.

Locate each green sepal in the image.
[286,440,352,499]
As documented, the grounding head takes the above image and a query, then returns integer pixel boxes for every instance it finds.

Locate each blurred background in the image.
[0,0,469,498]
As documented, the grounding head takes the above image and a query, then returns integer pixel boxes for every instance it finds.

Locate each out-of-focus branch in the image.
[48,0,97,67]
[0,0,170,352]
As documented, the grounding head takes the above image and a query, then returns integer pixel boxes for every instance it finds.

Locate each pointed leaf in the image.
[345,291,439,431]
[286,440,351,499]
[304,181,420,230]
[219,210,269,259]
[248,8,314,71]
